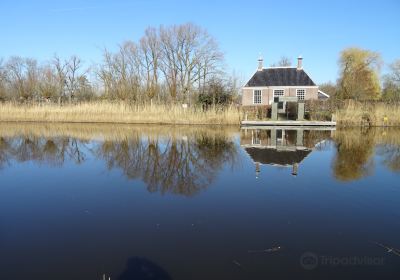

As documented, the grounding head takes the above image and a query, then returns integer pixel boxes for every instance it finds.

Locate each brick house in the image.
[242,56,329,107]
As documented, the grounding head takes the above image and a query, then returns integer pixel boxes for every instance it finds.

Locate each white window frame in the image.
[296,89,306,100]
[253,89,262,104]
[273,89,285,98]
[252,130,261,145]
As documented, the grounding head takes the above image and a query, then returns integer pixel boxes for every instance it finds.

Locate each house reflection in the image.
[241,128,333,177]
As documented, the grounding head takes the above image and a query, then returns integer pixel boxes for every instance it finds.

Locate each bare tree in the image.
[140,27,160,101]
[5,56,39,101]
[0,23,227,105]
[38,65,58,101]
[0,58,7,100]
[159,23,224,102]
[97,43,144,101]
[159,25,179,100]
[52,55,68,104]
[65,56,84,102]
[382,59,400,101]
[270,56,292,67]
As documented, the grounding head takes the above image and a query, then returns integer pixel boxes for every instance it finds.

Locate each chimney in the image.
[255,162,260,178]
[257,55,263,71]
[292,163,299,176]
[297,55,303,70]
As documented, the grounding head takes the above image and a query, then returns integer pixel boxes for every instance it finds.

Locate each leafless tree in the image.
[270,56,292,67]
[65,56,85,102]
[5,56,39,101]
[1,23,228,105]
[52,55,68,104]
[97,42,143,101]
[38,65,58,101]
[0,58,7,100]
[140,27,161,101]
[158,23,224,102]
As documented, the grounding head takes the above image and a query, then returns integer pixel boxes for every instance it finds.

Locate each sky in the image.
[1,0,399,84]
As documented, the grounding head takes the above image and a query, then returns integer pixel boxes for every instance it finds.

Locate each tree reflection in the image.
[0,125,238,196]
[332,128,375,181]
[377,144,400,173]
[332,128,400,180]
[0,136,89,167]
[95,132,237,196]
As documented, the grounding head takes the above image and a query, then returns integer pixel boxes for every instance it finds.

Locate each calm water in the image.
[0,124,399,280]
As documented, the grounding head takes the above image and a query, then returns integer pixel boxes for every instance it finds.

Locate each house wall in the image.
[242,86,319,106]
[242,88,269,106]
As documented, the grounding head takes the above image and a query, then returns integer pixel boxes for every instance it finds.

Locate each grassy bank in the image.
[0,102,241,125]
[1,101,400,127]
[333,102,400,127]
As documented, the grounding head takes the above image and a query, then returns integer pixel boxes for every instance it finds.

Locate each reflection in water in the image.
[241,127,400,181]
[332,128,375,181]
[1,124,400,279]
[1,123,400,189]
[0,123,238,196]
[378,144,400,173]
[95,131,237,196]
[0,136,87,168]
[332,128,400,180]
[240,128,332,177]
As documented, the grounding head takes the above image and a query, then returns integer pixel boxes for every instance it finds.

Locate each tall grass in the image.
[2,101,400,127]
[334,101,400,127]
[0,102,242,125]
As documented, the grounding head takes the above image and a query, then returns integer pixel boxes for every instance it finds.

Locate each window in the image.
[252,130,261,145]
[273,89,284,102]
[276,129,283,145]
[253,90,262,104]
[273,89,285,97]
[296,89,306,100]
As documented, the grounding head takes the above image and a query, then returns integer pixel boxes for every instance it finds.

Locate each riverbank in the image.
[333,102,400,127]
[1,102,400,127]
[0,102,241,125]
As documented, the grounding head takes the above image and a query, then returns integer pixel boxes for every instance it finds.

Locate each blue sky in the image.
[1,0,399,84]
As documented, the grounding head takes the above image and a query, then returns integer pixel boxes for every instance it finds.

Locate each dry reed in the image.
[2,101,400,127]
[334,101,400,127]
[0,102,242,125]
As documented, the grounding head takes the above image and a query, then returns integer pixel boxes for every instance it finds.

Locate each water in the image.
[0,123,399,280]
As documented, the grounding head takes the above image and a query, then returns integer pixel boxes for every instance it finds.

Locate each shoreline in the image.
[0,119,241,126]
[0,102,241,125]
[1,101,400,127]
[1,119,400,128]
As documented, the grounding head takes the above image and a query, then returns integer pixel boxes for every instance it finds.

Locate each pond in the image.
[0,123,399,280]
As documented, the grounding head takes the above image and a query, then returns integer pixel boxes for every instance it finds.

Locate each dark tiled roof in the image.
[245,68,316,87]
[244,147,311,166]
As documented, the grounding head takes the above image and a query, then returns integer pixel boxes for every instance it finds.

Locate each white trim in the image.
[318,90,330,98]
[244,86,269,90]
[296,89,306,100]
[272,89,285,105]
[253,89,262,104]
[273,89,285,97]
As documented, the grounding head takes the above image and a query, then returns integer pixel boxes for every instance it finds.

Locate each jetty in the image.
[241,120,336,127]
